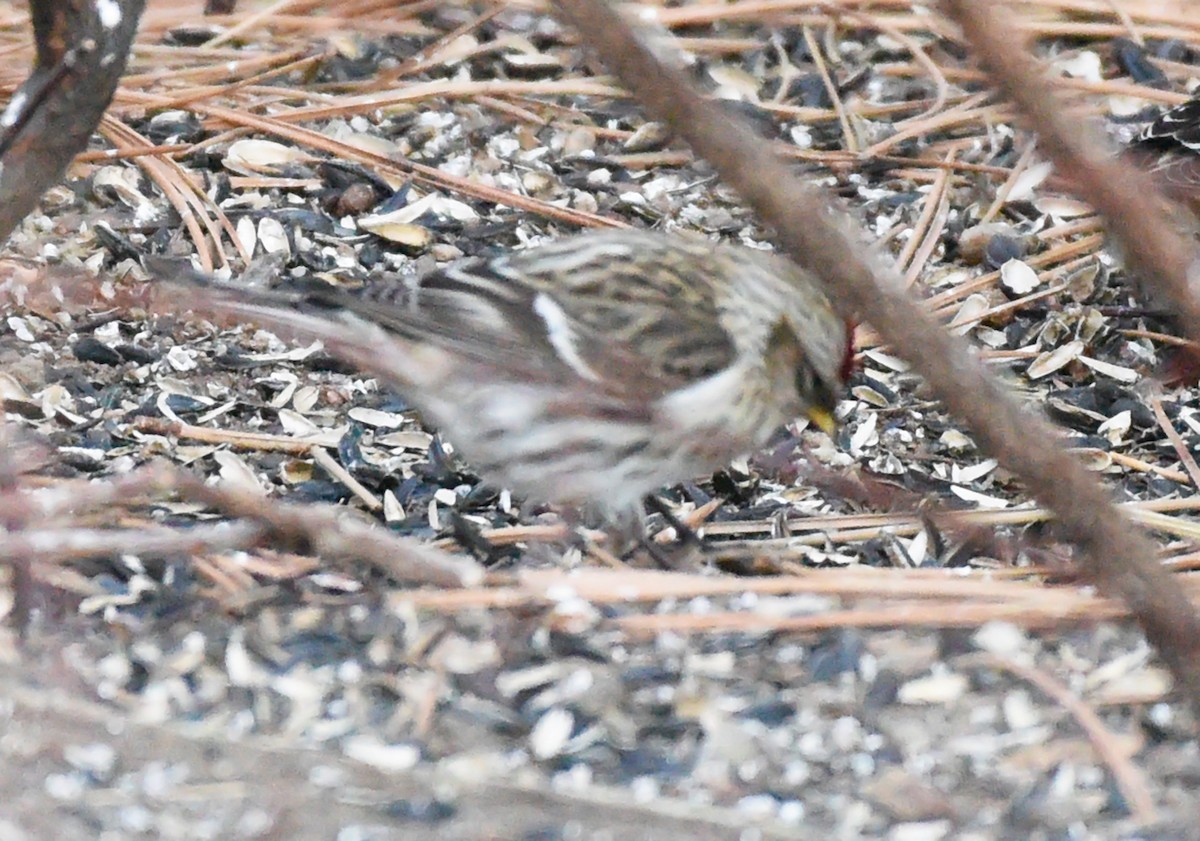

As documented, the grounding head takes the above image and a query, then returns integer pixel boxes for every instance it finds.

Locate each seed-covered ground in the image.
[1,1,1199,838]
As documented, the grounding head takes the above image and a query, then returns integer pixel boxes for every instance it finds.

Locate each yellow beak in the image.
[806,406,837,436]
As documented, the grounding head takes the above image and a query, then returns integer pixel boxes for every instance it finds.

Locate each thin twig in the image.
[310,445,383,512]
[1,521,265,566]
[172,472,483,588]
[1150,398,1200,492]
[963,652,1158,825]
[135,416,334,455]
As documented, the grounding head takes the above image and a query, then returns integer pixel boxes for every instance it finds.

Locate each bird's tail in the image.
[146,257,450,389]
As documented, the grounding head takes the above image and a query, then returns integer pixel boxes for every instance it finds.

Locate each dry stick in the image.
[802,26,855,153]
[192,554,258,600]
[151,53,330,113]
[945,280,1072,333]
[203,0,304,49]
[963,652,1157,824]
[861,94,992,157]
[979,141,1038,225]
[236,78,626,128]
[1105,451,1188,485]
[703,496,1200,548]
[406,567,1163,631]
[118,47,318,103]
[76,142,192,163]
[0,521,265,566]
[1150,398,1200,493]
[134,416,332,455]
[899,150,953,287]
[310,446,383,512]
[550,0,1200,719]
[170,472,483,588]
[117,89,625,231]
[100,116,243,272]
[927,232,1105,315]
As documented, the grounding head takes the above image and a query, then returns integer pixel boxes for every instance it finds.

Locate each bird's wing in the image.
[1138,96,1200,148]
[151,231,741,401]
[265,232,741,396]
[392,230,740,389]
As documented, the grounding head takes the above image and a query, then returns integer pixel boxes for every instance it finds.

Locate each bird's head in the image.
[765,315,854,436]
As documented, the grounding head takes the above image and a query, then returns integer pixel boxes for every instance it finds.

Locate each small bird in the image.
[164,230,852,515]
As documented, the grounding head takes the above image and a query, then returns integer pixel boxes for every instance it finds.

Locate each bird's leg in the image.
[445,508,516,567]
[626,495,705,570]
[511,500,634,568]
[642,494,704,549]
[570,503,670,567]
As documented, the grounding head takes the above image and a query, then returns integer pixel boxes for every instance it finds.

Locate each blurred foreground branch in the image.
[0,451,482,628]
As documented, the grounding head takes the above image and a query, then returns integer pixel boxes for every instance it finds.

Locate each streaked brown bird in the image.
[164,230,852,515]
